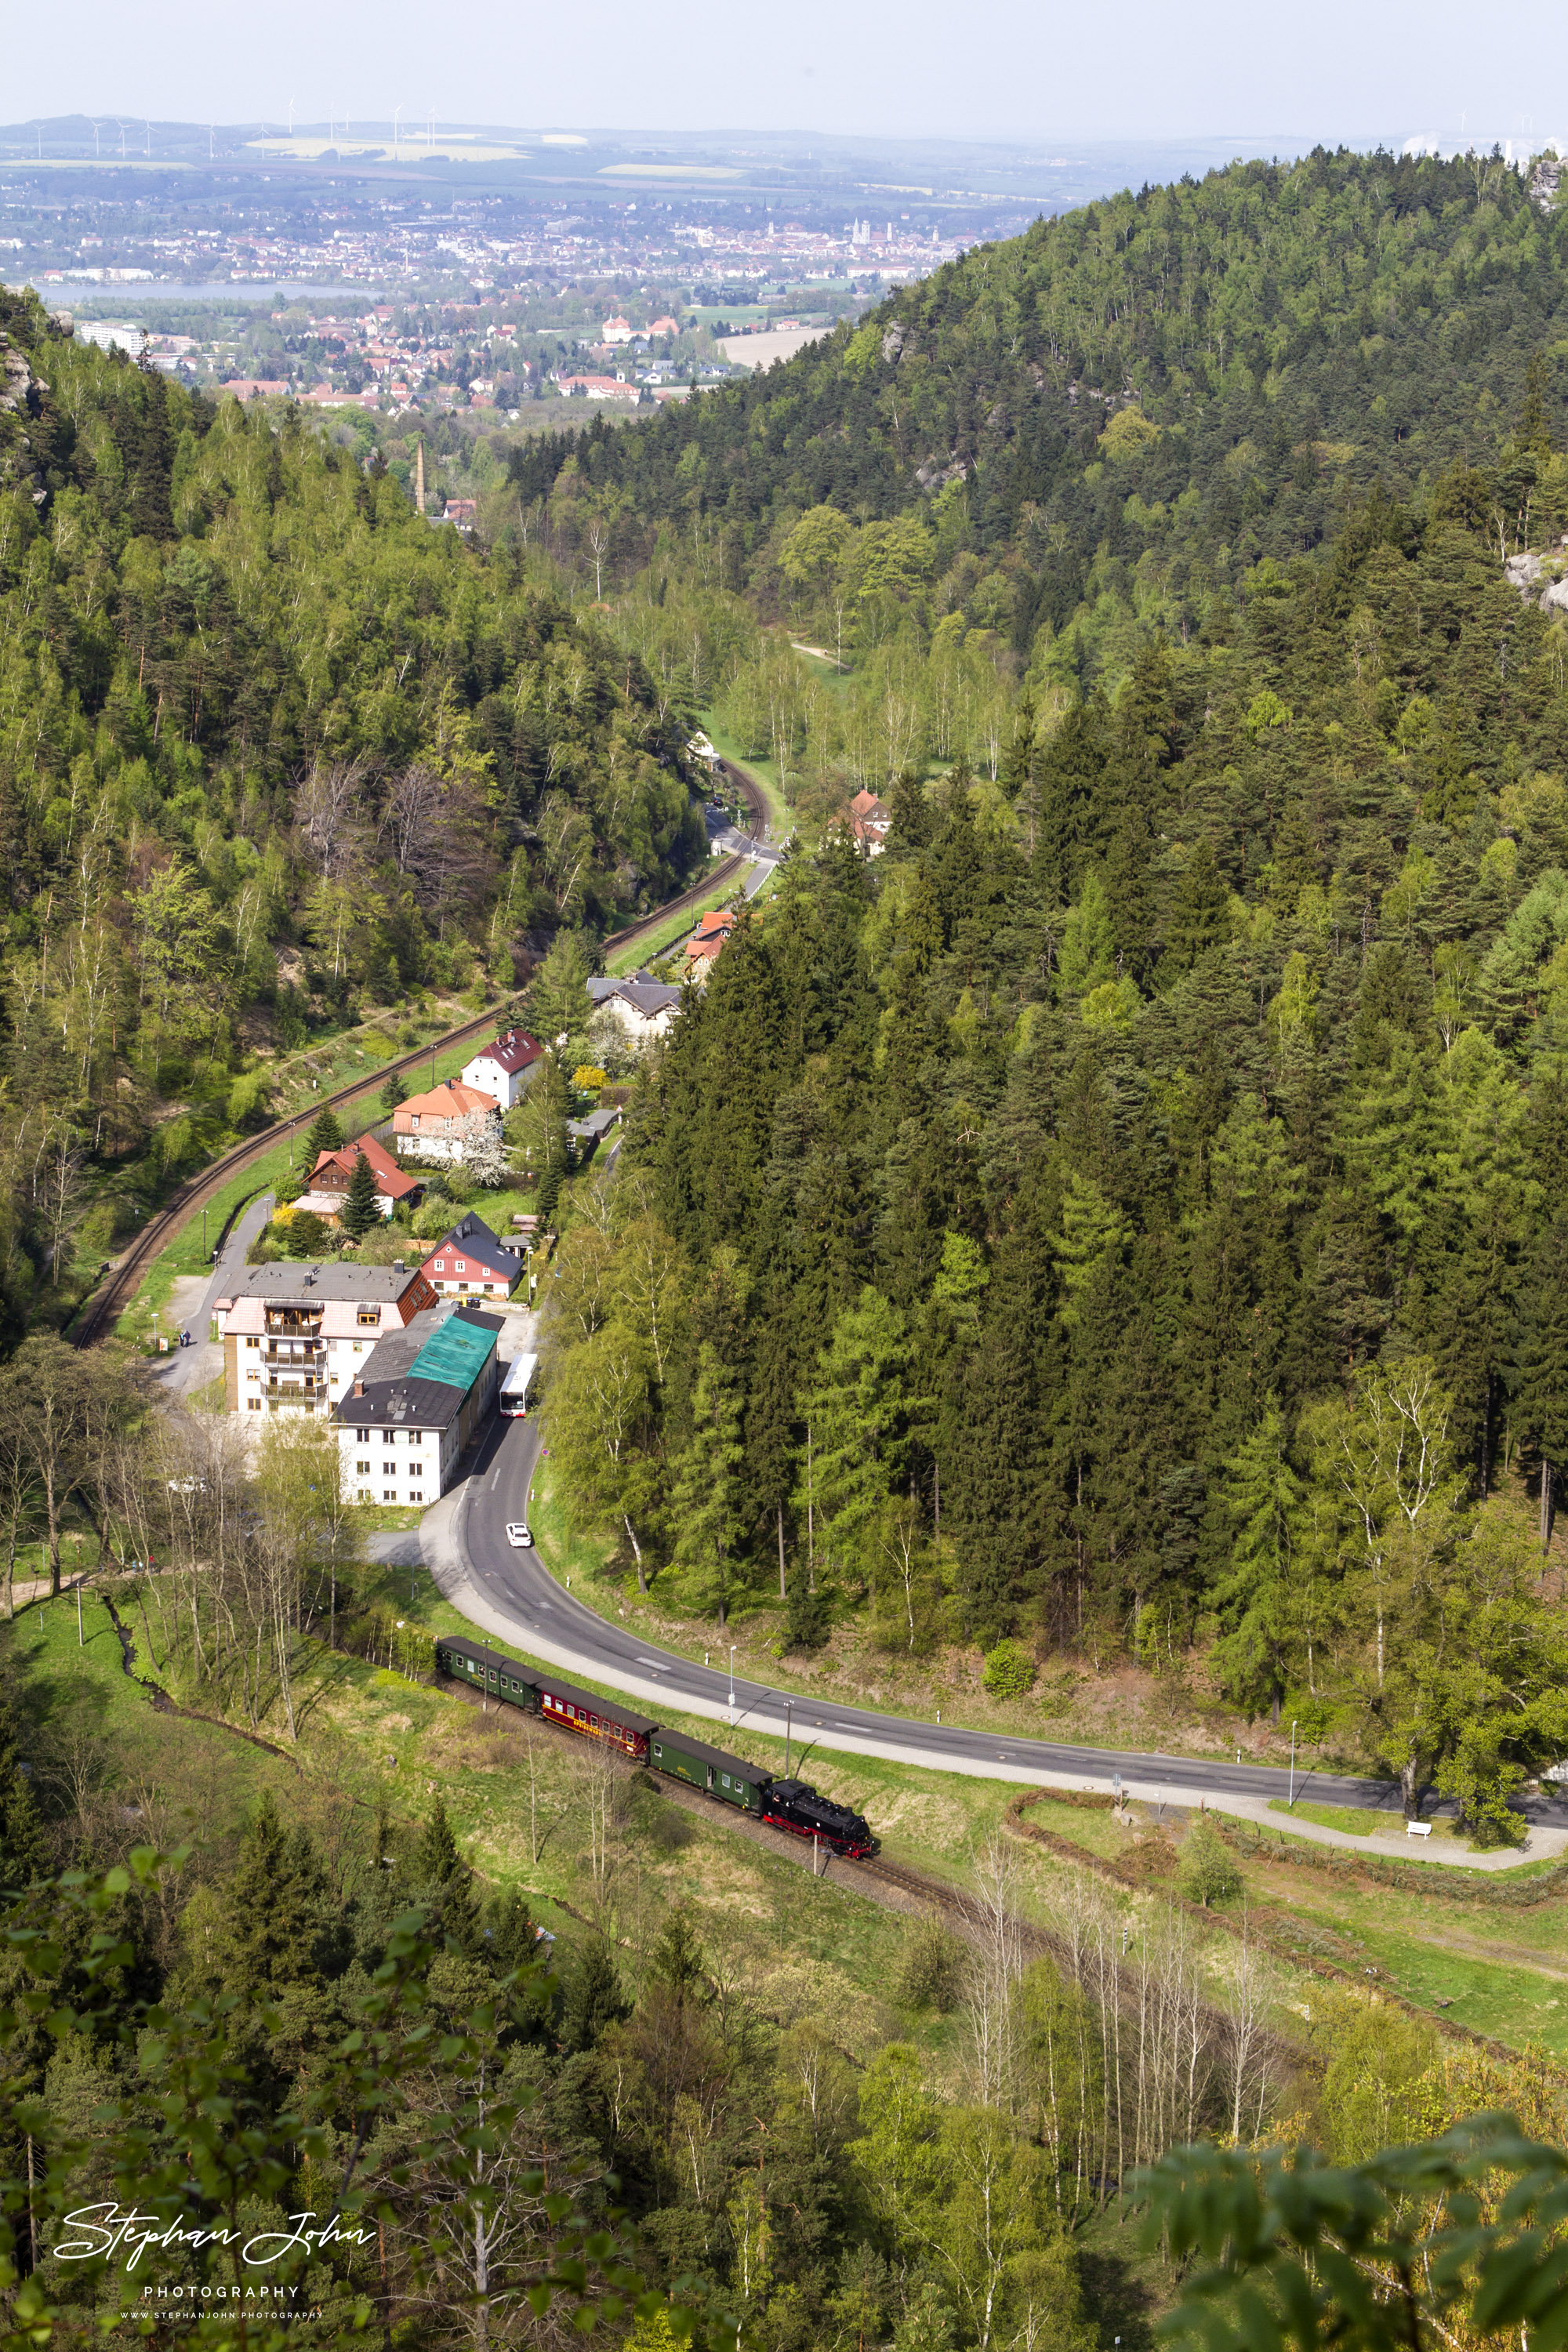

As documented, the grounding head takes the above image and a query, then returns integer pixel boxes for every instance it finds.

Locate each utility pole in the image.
[728,1644,735,1727]
[1289,1719,1298,1809]
[784,1698,792,1777]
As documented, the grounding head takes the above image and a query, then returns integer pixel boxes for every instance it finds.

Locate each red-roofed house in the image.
[683,907,739,981]
[391,1082,502,1166]
[421,1213,525,1300]
[461,1025,543,1109]
[306,1135,423,1221]
[848,789,891,855]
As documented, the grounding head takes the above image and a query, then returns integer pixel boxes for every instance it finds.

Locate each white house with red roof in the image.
[460,1025,543,1109]
[683,906,739,982]
[422,1213,524,1300]
[848,789,891,855]
[391,1081,502,1166]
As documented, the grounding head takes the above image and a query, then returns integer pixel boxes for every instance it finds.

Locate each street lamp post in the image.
[785,1698,792,1777]
[1289,1719,1298,1809]
[728,1645,735,1726]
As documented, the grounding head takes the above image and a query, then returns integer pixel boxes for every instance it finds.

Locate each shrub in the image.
[285,1210,331,1260]
[982,1639,1036,1700]
[895,1915,966,2013]
[1178,1815,1242,1908]
[784,1580,829,1650]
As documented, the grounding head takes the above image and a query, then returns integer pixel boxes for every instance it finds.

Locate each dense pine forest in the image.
[0,283,704,1335]
[10,146,1568,2352]
[536,148,1568,1840]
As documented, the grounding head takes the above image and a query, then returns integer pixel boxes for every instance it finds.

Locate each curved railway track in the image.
[71,1002,511,1348]
[597,756,771,963]
[75,761,772,1351]
[600,850,746,958]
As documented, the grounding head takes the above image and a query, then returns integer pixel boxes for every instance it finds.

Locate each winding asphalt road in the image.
[412,1407,1568,1840]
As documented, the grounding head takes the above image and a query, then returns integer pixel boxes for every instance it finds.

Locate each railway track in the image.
[600,850,746,959]
[597,759,771,963]
[74,757,772,1350]
[72,1003,512,1348]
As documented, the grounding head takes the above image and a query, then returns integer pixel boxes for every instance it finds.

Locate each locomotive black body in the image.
[434,1635,879,1859]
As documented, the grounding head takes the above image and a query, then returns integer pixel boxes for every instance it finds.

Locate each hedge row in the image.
[1215,1817,1568,1908]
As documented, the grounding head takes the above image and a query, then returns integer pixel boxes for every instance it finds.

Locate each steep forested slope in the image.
[539,155,1568,1828]
[0,289,704,1327]
[521,148,1568,681]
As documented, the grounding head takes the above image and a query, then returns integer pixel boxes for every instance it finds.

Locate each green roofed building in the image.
[332,1300,502,1508]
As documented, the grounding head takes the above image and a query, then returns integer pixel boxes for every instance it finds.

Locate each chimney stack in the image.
[354,1378,364,1396]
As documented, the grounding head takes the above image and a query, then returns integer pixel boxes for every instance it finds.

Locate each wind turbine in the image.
[90,119,102,159]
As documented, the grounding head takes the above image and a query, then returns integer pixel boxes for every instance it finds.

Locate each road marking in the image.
[635,1657,667,1670]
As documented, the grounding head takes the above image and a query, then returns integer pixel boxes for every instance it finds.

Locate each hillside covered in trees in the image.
[0,285,705,1333]
[537,150,1568,1836]
[506,149,1568,802]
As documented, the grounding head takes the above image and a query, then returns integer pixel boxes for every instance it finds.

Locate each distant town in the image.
[0,151,1002,422]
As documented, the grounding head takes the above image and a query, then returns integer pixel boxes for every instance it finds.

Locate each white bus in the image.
[499,1352,538,1417]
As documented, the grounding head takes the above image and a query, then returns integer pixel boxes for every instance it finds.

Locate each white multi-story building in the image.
[334,1301,502,1506]
[460,1025,543,1109]
[214,1261,439,1417]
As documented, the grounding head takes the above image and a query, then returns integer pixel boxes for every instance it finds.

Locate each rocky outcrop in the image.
[914,453,967,492]
[1530,154,1565,214]
[0,334,47,503]
[1504,547,1568,615]
[880,322,905,366]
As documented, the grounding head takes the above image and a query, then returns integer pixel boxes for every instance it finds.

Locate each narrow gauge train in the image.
[434,1634,879,1860]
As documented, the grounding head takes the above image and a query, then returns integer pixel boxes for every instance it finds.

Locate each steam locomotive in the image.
[433,1635,879,1860]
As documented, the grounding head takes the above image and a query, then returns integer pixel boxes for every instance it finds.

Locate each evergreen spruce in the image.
[303,1107,345,1164]
[417,1795,482,1955]
[647,1908,710,2006]
[222,1796,322,1998]
[0,1683,46,1893]
[339,1149,381,1239]
[560,1933,630,2052]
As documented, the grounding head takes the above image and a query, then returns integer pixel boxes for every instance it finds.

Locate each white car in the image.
[506,1523,535,1549]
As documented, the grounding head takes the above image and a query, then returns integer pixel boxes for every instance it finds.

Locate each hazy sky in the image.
[15,0,1568,147]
